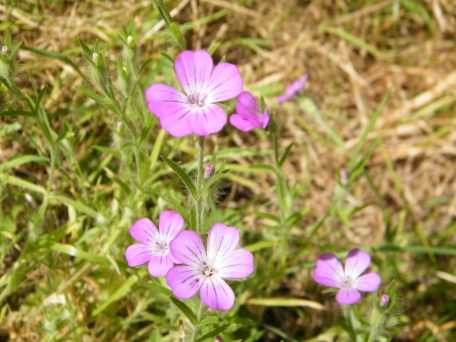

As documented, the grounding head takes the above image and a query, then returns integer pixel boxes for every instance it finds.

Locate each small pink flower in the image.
[125,211,184,277]
[145,50,243,137]
[166,224,254,311]
[312,249,381,305]
[276,74,308,103]
[229,91,269,132]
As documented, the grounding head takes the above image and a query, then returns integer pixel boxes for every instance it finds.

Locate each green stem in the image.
[195,137,205,233]
[190,302,203,341]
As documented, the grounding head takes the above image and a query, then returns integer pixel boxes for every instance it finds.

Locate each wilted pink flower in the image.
[276,74,308,103]
[145,50,243,137]
[166,224,254,311]
[313,249,381,305]
[229,91,269,132]
[125,211,184,277]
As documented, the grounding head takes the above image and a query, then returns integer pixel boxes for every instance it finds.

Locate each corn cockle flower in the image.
[229,91,269,132]
[125,211,184,277]
[312,249,381,305]
[276,74,308,103]
[145,50,243,137]
[166,224,254,311]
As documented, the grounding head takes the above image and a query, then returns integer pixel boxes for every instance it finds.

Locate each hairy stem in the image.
[195,136,205,233]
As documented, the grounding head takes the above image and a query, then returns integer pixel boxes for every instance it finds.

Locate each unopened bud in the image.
[380,294,390,307]
[1,45,8,54]
[126,35,133,45]
[204,164,215,179]
[92,52,99,63]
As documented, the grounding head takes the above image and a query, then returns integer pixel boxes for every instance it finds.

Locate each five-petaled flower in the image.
[125,211,184,277]
[145,50,243,137]
[312,249,381,305]
[230,91,269,132]
[166,224,254,311]
[276,74,308,103]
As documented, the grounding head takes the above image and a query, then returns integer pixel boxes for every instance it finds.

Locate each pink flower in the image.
[229,91,269,132]
[125,211,184,277]
[276,74,308,103]
[166,224,254,311]
[145,50,243,137]
[312,249,381,305]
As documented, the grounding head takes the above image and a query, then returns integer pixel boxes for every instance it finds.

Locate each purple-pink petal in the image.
[218,248,254,280]
[187,104,227,136]
[229,114,258,132]
[207,63,243,102]
[159,210,184,241]
[159,104,193,137]
[276,74,308,103]
[166,265,202,299]
[129,218,158,244]
[148,255,174,277]
[336,288,361,305]
[175,50,213,95]
[125,243,152,267]
[207,224,240,262]
[200,277,235,311]
[170,230,206,265]
[354,272,381,292]
[312,253,344,288]
[144,83,186,119]
[236,91,258,116]
[344,249,371,279]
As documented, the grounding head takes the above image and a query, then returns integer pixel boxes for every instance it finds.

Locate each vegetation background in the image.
[1,0,456,341]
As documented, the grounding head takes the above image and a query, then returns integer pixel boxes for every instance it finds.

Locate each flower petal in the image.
[344,249,371,278]
[336,288,361,305]
[218,248,254,280]
[159,210,184,241]
[166,265,202,299]
[175,50,214,95]
[148,255,174,277]
[125,244,152,267]
[129,218,158,244]
[235,91,258,117]
[170,230,206,265]
[187,104,227,136]
[207,224,240,264]
[158,102,194,137]
[200,277,235,311]
[207,63,243,102]
[260,112,270,128]
[144,83,186,119]
[229,114,258,132]
[312,253,344,288]
[354,272,381,292]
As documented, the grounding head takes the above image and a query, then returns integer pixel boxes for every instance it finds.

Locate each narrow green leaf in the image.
[196,324,229,342]
[93,275,139,316]
[278,142,294,167]
[0,155,48,172]
[162,156,197,198]
[170,297,197,325]
[247,297,324,310]
[51,243,110,266]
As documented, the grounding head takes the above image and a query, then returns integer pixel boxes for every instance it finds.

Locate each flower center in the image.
[151,240,169,255]
[200,261,217,278]
[187,93,207,107]
[340,275,355,289]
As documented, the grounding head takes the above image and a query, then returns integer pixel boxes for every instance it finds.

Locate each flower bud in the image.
[204,164,215,179]
[380,294,390,307]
